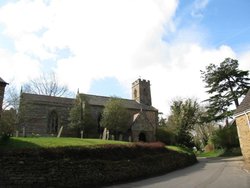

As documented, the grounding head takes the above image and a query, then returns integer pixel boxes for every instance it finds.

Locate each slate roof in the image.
[20,92,158,112]
[21,93,75,105]
[79,93,158,112]
[234,89,250,116]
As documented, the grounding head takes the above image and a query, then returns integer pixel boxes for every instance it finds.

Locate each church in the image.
[16,78,158,142]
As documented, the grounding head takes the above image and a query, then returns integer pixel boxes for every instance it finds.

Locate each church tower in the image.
[0,77,8,115]
[132,78,152,106]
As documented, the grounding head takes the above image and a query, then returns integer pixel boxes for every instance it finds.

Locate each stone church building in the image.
[17,78,158,142]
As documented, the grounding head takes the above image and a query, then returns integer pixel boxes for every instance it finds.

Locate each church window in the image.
[48,110,59,134]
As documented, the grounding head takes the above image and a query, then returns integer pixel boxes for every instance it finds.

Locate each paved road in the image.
[107,156,250,188]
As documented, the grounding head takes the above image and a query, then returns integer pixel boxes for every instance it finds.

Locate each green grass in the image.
[196,149,224,157]
[196,148,242,158]
[0,137,128,150]
[166,145,194,155]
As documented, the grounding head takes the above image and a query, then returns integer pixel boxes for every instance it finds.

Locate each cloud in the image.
[191,0,209,18]
[0,48,41,84]
[0,0,249,116]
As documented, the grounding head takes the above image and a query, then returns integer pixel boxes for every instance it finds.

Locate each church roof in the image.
[234,89,250,116]
[20,92,158,112]
[21,93,75,105]
[79,93,158,112]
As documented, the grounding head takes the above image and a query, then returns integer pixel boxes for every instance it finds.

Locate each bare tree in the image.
[3,81,20,110]
[23,72,72,97]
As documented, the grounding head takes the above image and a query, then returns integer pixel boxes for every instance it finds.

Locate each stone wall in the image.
[18,94,74,136]
[235,113,250,162]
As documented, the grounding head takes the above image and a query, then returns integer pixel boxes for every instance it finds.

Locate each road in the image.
[107,156,250,188]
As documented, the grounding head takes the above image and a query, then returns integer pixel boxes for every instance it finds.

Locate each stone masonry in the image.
[234,90,250,162]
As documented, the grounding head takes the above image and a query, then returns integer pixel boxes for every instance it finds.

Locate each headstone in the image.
[15,130,19,137]
[57,126,63,138]
[128,136,132,142]
[119,134,123,141]
[22,126,26,137]
[106,130,109,140]
[80,130,83,139]
[111,135,114,140]
[102,128,107,140]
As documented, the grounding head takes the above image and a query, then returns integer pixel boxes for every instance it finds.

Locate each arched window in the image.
[134,89,137,99]
[48,110,59,134]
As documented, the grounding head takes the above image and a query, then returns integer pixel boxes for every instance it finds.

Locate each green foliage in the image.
[156,127,176,145]
[166,98,201,148]
[196,149,225,157]
[0,109,16,140]
[0,142,197,187]
[201,58,250,121]
[100,97,130,138]
[210,124,240,149]
[69,95,97,137]
[69,97,84,131]
[193,121,217,150]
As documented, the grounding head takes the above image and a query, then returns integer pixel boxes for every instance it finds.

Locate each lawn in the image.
[0,137,128,149]
[166,145,194,155]
[196,149,224,157]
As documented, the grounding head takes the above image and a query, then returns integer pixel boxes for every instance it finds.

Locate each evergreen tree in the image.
[201,58,250,121]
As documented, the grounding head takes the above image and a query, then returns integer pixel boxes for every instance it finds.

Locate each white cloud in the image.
[191,0,209,18]
[0,48,41,85]
[0,0,249,116]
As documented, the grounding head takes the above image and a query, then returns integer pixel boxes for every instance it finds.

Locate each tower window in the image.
[134,89,137,98]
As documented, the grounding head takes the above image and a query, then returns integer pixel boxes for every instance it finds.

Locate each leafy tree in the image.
[100,97,130,139]
[156,127,176,145]
[193,121,217,150]
[201,58,250,122]
[69,96,96,137]
[210,123,239,149]
[69,97,84,133]
[166,98,201,148]
[23,72,72,97]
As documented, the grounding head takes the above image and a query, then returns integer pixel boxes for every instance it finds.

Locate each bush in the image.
[210,125,239,149]
[156,127,176,145]
[0,142,197,187]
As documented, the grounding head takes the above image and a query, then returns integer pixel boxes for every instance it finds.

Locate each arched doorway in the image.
[48,110,59,134]
[139,132,146,142]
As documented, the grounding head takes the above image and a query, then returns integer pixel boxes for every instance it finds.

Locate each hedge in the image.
[0,142,197,187]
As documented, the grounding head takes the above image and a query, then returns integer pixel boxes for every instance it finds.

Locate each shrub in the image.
[0,142,197,187]
[210,125,239,149]
[156,127,176,145]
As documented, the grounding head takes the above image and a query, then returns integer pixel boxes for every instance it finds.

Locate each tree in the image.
[166,98,201,147]
[23,72,72,97]
[0,108,16,140]
[201,58,250,121]
[2,82,19,111]
[210,123,240,149]
[68,95,96,137]
[100,97,130,139]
